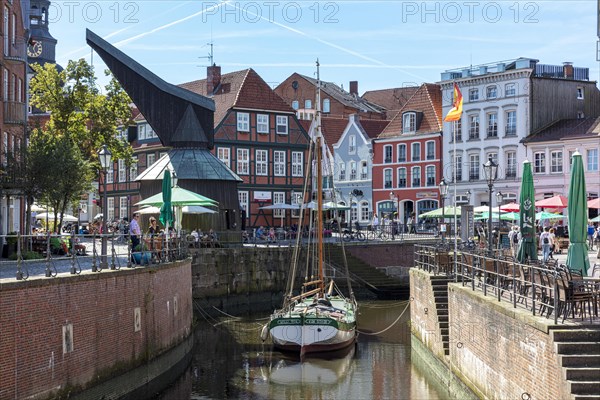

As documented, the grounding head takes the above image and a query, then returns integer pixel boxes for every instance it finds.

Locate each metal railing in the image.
[414,244,599,324]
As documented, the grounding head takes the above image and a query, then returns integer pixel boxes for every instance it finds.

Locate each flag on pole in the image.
[444,83,463,122]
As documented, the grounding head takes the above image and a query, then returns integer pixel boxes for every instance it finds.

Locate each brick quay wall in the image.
[0,260,192,400]
[410,268,572,400]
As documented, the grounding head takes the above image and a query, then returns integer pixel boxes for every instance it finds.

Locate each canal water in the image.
[154,301,452,399]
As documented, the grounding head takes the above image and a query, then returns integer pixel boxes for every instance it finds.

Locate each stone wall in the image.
[0,261,192,400]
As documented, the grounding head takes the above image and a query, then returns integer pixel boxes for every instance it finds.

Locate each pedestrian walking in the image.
[539,227,551,263]
[129,213,141,250]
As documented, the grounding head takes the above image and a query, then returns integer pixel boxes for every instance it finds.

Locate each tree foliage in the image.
[26,59,134,229]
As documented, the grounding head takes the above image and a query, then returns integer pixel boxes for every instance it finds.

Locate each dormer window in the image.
[323,98,330,113]
[486,85,497,99]
[305,99,312,109]
[292,100,299,110]
[349,135,356,152]
[402,112,416,133]
[577,87,584,100]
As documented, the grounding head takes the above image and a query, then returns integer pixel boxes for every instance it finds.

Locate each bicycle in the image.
[343,226,365,242]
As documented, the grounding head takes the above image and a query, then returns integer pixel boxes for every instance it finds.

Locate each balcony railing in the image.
[4,101,26,124]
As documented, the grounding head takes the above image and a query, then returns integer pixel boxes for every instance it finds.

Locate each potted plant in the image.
[3,232,18,258]
[132,242,152,265]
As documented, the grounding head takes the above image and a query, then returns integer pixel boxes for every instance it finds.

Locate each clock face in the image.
[27,41,43,58]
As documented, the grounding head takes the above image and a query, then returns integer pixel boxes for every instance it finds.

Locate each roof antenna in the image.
[198,42,214,66]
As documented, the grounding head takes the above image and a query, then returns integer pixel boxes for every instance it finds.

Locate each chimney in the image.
[563,62,574,79]
[207,64,221,95]
[349,81,358,95]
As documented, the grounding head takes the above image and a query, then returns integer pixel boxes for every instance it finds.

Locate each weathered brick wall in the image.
[346,243,415,269]
[447,284,569,400]
[409,269,447,360]
[0,261,192,400]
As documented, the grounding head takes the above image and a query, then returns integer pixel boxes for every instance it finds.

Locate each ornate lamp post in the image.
[483,156,499,255]
[466,190,472,204]
[439,178,448,242]
[98,145,112,268]
[496,191,504,229]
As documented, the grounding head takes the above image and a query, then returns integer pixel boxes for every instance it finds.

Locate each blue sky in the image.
[50,1,598,93]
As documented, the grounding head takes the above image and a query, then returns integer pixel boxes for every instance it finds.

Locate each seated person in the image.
[256,226,267,240]
[268,227,276,242]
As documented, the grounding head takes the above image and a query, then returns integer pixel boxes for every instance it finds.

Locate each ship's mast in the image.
[315,59,324,295]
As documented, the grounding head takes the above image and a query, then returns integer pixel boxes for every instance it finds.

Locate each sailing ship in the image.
[263,61,358,356]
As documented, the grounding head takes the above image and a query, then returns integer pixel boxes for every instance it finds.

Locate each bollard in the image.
[91,233,98,272]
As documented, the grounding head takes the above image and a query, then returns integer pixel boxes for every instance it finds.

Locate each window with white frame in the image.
[323,99,330,113]
[506,151,516,178]
[397,144,406,162]
[426,141,435,160]
[505,110,517,135]
[398,167,407,187]
[292,100,299,110]
[159,152,167,159]
[11,13,15,46]
[217,147,231,168]
[360,201,369,222]
[551,151,563,173]
[107,163,114,183]
[238,191,249,217]
[119,197,128,219]
[486,85,497,99]
[257,114,269,134]
[146,153,156,168]
[276,115,288,134]
[349,135,356,152]
[384,168,392,188]
[256,149,268,175]
[350,202,358,222]
[130,157,138,181]
[237,148,249,175]
[147,124,157,138]
[469,88,479,102]
[3,69,7,101]
[349,161,357,180]
[274,150,286,176]
[453,155,463,182]
[469,115,479,139]
[588,149,599,171]
[292,152,303,176]
[138,124,147,140]
[487,113,498,137]
[577,87,584,100]
[273,192,285,217]
[291,192,303,218]
[118,159,126,182]
[534,152,546,173]
[107,197,115,221]
[360,161,368,179]
[338,162,346,180]
[3,7,8,56]
[412,166,421,187]
[384,145,392,163]
[426,165,435,186]
[237,112,250,132]
[451,118,462,141]
[505,83,516,97]
[411,143,421,161]
[402,112,416,133]
[469,154,479,180]
[304,99,312,109]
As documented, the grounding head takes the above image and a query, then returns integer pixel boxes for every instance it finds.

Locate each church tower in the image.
[27,0,57,66]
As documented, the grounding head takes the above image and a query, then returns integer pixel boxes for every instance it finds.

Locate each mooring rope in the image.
[357,300,410,336]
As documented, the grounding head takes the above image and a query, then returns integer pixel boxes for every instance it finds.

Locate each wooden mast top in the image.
[315,59,324,295]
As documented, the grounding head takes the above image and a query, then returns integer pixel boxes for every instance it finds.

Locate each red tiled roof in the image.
[178,68,293,127]
[378,83,442,138]
[359,119,390,139]
[362,87,420,115]
[320,117,348,152]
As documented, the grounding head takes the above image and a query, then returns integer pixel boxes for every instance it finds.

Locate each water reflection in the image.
[154,301,451,400]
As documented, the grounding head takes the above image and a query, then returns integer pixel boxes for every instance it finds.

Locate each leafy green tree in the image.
[27,59,134,229]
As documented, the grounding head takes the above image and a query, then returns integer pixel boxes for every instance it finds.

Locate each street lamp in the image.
[389,191,399,240]
[483,156,499,254]
[98,144,112,269]
[466,190,472,204]
[171,169,178,187]
[439,178,448,242]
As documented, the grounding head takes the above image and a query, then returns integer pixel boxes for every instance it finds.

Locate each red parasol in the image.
[500,202,519,212]
[588,198,600,209]
[535,195,568,209]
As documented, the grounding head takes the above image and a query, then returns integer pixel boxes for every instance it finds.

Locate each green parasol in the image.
[535,211,565,221]
[418,206,461,218]
[159,171,174,228]
[517,160,538,263]
[566,151,589,276]
[136,186,218,207]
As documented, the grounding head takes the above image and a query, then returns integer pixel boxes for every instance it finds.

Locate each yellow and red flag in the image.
[444,83,463,122]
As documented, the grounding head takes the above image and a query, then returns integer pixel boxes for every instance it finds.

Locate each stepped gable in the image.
[85,29,215,149]
[378,83,442,138]
[180,68,294,127]
[362,86,420,118]
[523,117,600,143]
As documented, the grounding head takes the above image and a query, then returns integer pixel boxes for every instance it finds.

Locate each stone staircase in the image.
[324,244,407,299]
[430,275,453,356]
[553,328,600,400]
